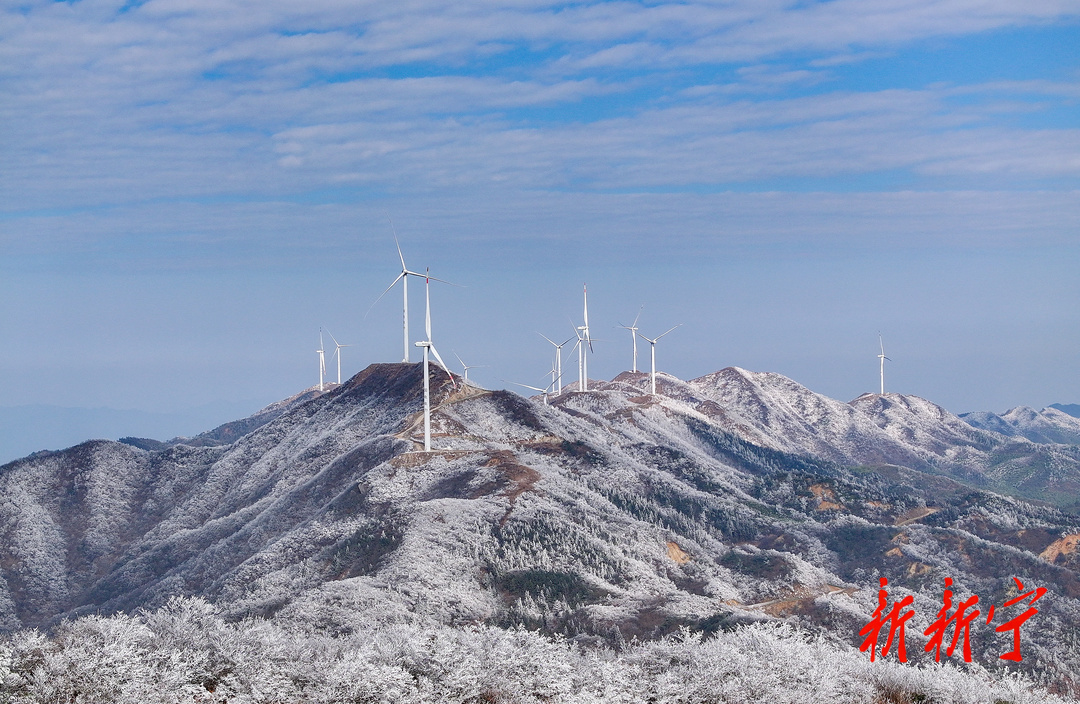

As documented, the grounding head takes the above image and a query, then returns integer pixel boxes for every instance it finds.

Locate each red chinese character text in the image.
[985,577,1047,662]
[923,577,981,662]
[860,577,915,662]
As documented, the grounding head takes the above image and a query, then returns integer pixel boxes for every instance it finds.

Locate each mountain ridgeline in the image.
[1,364,1079,695]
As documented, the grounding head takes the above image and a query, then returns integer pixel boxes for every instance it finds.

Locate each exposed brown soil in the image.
[482,451,541,526]
[666,541,691,564]
[811,483,844,511]
[1040,533,1080,564]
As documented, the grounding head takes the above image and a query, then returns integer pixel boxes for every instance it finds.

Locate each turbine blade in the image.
[326,329,340,348]
[508,381,545,393]
[367,272,405,318]
[425,270,432,341]
[429,344,457,388]
[391,218,407,270]
[632,305,642,328]
[538,332,557,346]
[583,283,589,328]
[405,270,459,287]
[656,323,682,340]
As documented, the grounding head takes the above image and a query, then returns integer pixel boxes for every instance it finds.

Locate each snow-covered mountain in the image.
[963,406,1080,446]
[1,364,1078,693]
[599,367,1080,509]
[661,367,999,469]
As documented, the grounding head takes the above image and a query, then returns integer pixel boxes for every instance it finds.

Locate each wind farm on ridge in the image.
[315,235,898,441]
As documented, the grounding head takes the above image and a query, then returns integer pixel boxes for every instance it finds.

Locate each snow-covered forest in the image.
[0,597,1069,704]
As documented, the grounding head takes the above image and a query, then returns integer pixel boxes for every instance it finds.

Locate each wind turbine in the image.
[454,352,485,385]
[414,269,456,452]
[637,324,681,395]
[576,284,594,391]
[539,333,574,396]
[316,328,326,393]
[325,329,352,385]
[618,306,644,372]
[878,333,891,395]
[371,229,452,363]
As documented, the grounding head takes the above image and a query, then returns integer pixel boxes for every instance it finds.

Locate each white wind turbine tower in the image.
[325,329,352,385]
[414,269,456,452]
[372,233,452,363]
[878,333,892,395]
[618,306,644,372]
[637,324,681,395]
[574,328,584,392]
[575,284,594,391]
[316,328,327,393]
[539,333,574,396]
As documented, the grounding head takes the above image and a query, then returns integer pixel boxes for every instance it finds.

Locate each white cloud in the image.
[1,0,1077,214]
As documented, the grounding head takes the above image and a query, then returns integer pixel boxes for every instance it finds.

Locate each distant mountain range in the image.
[0,398,276,465]
[1,364,1078,694]
[962,406,1080,446]
[1051,403,1080,418]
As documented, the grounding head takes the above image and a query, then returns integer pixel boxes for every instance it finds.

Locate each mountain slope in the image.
[119,385,331,450]
[0,364,1078,694]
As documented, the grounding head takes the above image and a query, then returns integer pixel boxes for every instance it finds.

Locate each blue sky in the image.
[1,0,1079,461]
